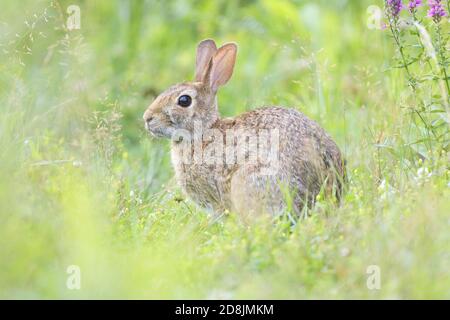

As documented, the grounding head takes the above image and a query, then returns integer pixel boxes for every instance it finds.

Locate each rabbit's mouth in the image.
[145,120,174,139]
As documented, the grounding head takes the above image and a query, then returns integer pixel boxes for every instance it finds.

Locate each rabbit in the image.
[143,39,345,219]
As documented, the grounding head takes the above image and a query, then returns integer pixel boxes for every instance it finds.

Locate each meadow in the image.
[0,0,448,299]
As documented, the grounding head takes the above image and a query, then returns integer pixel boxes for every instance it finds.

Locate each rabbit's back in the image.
[230,107,344,209]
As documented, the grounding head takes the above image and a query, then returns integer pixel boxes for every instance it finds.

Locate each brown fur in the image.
[143,40,345,218]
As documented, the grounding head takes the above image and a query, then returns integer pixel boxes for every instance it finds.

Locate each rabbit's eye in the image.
[177,95,192,107]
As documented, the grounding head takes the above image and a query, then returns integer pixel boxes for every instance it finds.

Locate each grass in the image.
[0,0,449,299]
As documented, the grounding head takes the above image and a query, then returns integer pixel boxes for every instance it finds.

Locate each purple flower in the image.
[386,0,404,18]
[408,0,422,12]
[428,0,447,22]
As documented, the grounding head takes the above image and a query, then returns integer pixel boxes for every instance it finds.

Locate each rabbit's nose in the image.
[143,111,154,123]
[144,115,153,131]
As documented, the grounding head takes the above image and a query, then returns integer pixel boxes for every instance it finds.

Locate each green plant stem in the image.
[435,23,450,98]
[411,12,435,72]
[388,18,415,89]
[410,11,439,148]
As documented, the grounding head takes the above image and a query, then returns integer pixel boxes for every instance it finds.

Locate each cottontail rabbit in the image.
[143,39,345,218]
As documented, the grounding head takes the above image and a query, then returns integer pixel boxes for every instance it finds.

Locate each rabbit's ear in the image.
[196,39,217,82]
[210,43,237,92]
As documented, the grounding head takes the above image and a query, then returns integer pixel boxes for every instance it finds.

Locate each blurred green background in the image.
[0,0,448,299]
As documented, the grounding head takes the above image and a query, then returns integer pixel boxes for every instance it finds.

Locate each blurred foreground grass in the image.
[0,0,449,298]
